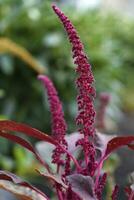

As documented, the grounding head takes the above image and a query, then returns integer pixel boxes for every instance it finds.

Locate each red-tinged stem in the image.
[56,186,64,200]
[84,135,89,166]
[59,145,82,172]
[95,160,103,190]
[94,154,107,189]
[85,152,89,167]
[0,130,51,174]
[50,139,81,171]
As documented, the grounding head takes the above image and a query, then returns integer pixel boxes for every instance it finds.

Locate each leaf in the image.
[66,132,82,155]
[0,121,80,170]
[94,132,115,157]
[0,131,50,171]
[97,136,134,172]
[67,174,96,200]
[36,132,82,171]
[0,181,39,200]
[105,136,134,158]
[36,142,56,171]
[95,136,134,188]
[36,169,67,189]
[0,120,57,145]
[96,136,134,171]
[0,170,49,200]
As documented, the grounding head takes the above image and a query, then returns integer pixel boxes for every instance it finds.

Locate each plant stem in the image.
[59,145,82,172]
[95,160,103,189]
[56,186,64,200]
[84,135,89,166]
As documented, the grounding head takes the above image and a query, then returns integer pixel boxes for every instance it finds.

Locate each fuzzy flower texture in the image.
[52,4,96,173]
[38,4,113,200]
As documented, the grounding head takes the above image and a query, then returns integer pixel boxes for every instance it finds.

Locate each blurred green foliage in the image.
[0,0,134,181]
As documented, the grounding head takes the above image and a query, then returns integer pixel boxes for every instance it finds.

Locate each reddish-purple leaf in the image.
[97,136,134,170]
[95,136,134,187]
[94,132,115,158]
[67,174,96,200]
[105,136,134,158]
[36,169,67,189]
[0,131,50,172]
[36,132,82,169]
[0,120,56,145]
[66,132,82,154]
[0,170,49,200]
[0,121,81,170]
[36,142,55,171]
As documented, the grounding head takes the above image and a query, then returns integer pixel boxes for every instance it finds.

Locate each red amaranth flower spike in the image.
[38,75,67,145]
[52,4,96,167]
[38,75,68,166]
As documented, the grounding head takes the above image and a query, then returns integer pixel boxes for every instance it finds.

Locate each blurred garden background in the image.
[0,0,134,199]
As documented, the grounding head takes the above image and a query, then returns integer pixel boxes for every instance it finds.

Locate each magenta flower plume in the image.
[38,75,67,145]
[38,75,67,165]
[52,4,96,168]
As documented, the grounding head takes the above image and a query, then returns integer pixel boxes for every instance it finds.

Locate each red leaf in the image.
[95,136,134,188]
[0,120,81,171]
[67,174,96,200]
[0,131,50,171]
[36,169,67,189]
[0,170,49,200]
[94,132,116,157]
[0,120,56,145]
[105,136,134,157]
